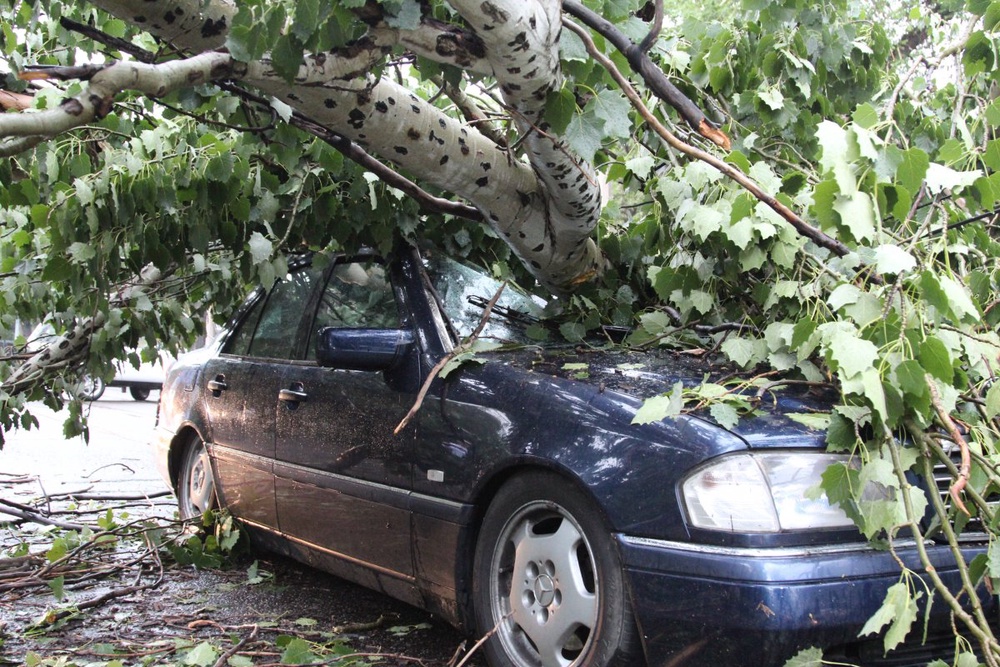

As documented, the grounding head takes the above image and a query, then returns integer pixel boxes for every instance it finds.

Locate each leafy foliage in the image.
[4,0,1000,662]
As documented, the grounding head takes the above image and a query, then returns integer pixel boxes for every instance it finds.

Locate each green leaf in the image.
[873,245,916,275]
[588,89,632,139]
[925,163,982,195]
[721,336,758,367]
[938,275,978,321]
[985,382,1000,420]
[709,402,740,430]
[896,148,929,194]
[757,85,784,111]
[248,232,273,265]
[833,191,876,242]
[632,382,684,425]
[47,575,64,601]
[826,328,878,379]
[271,34,305,81]
[183,642,219,667]
[280,638,319,665]
[852,103,879,129]
[385,0,422,30]
[291,0,320,41]
[545,87,577,136]
[782,647,824,667]
[564,113,605,163]
[860,582,921,652]
[559,322,587,343]
[920,336,953,383]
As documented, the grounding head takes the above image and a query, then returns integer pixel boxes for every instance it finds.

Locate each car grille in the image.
[825,630,984,666]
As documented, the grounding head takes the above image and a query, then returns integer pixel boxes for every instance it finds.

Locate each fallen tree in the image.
[2,0,1000,663]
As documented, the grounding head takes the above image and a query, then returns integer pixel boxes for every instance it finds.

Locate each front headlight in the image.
[682,452,854,533]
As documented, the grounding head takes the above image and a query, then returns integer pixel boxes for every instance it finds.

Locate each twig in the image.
[213,624,259,667]
[927,374,971,515]
[454,613,510,667]
[394,283,506,434]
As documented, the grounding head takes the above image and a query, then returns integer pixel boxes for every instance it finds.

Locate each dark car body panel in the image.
[153,246,988,667]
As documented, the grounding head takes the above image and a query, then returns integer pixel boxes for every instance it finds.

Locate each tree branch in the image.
[562,0,731,150]
[563,17,853,259]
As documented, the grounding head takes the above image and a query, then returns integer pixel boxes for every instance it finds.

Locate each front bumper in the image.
[618,534,991,667]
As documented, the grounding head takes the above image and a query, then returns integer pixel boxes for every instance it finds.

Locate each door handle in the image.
[279,382,308,405]
[207,375,228,396]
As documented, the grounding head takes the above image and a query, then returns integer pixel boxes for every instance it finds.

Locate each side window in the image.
[306,261,400,359]
[224,266,323,359]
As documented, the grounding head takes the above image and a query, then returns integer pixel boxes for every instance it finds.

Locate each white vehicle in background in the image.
[27,323,171,402]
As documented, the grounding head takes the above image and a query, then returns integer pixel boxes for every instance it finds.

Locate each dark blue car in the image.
[153,245,980,667]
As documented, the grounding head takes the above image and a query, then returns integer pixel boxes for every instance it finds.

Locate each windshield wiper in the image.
[467,295,540,328]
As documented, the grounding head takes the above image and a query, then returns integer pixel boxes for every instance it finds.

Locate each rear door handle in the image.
[279,382,308,405]
[207,375,228,396]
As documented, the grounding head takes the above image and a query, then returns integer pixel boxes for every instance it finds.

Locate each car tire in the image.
[129,387,151,401]
[472,471,641,667]
[78,375,105,401]
[177,435,217,521]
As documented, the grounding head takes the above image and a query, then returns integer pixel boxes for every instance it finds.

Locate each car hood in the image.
[500,345,833,450]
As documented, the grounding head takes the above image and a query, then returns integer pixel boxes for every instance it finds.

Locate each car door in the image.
[273,258,420,580]
[204,266,324,530]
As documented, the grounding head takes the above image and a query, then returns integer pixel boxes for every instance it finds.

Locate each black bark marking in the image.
[324,98,338,109]
[516,190,531,206]
[439,118,447,128]
[60,98,85,116]
[134,15,147,22]
[476,176,489,187]
[480,162,492,171]
[460,145,470,155]
[508,32,529,51]
[394,146,409,155]
[387,96,396,105]
[532,243,545,252]
[407,128,421,140]
[287,93,300,102]
[440,155,449,165]
[201,16,227,38]
[348,109,366,129]
[411,104,421,113]
[480,1,510,24]
[375,100,388,113]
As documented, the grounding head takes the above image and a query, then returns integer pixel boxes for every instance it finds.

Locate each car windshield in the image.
[422,252,546,345]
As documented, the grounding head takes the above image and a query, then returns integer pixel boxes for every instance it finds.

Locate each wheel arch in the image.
[166,424,208,492]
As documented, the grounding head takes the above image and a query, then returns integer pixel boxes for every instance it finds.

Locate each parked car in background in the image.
[152,245,987,667]
[28,322,170,401]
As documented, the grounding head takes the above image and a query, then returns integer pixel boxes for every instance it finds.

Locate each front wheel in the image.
[472,472,640,667]
[177,436,217,521]
[78,375,105,401]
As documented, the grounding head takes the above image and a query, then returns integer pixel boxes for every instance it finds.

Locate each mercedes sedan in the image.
[153,244,981,667]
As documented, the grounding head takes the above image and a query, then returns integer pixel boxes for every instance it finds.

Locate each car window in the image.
[305,261,400,360]
[224,266,323,359]
[422,252,545,344]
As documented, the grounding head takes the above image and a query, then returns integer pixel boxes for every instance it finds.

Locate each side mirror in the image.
[316,328,414,371]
